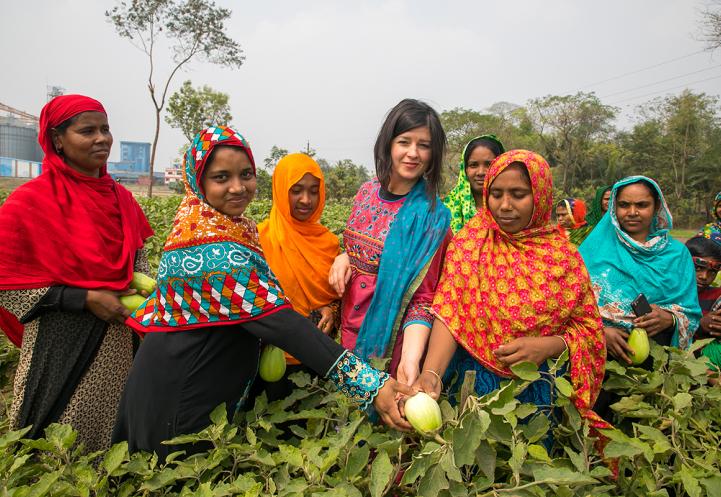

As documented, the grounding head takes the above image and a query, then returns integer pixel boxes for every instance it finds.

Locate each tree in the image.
[624,90,720,203]
[324,160,370,200]
[165,80,233,142]
[527,92,617,192]
[699,0,721,51]
[262,145,289,171]
[106,0,244,196]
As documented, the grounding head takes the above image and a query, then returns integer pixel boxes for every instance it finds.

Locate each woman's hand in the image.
[328,253,351,297]
[373,378,415,431]
[700,310,721,338]
[85,289,135,324]
[316,306,335,334]
[397,358,421,387]
[605,326,633,364]
[493,336,566,367]
[633,305,675,337]
[412,370,442,400]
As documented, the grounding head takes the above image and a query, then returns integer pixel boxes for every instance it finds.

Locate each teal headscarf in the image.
[354,179,450,360]
[443,135,505,233]
[579,176,700,349]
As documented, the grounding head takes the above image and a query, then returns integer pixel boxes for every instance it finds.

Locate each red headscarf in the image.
[432,150,610,435]
[0,94,153,346]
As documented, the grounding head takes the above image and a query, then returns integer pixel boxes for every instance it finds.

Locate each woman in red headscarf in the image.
[556,197,592,246]
[0,95,153,451]
[413,150,610,439]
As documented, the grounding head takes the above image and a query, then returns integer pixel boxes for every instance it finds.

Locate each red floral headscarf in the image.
[432,149,610,433]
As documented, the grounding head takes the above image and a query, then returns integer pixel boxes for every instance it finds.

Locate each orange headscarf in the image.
[432,149,610,434]
[258,153,339,316]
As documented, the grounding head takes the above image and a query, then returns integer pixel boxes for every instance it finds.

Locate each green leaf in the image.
[679,465,702,497]
[140,468,179,491]
[277,444,304,468]
[401,453,434,486]
[554,377,573,397]
[344,444,370,479]
[459,370,477,411]
[26,470,61,497]
[522,414,550,443]
[672,392,693,411]
[603,440,644,459]
[508,441,527,477]
[527,443,551,463]
[440,449,463,482]
[0,425,31,449]
[44,423,77,451]
[476,440,496,482]
[701,475,721,496]
[531,466,598,485]
[418,464,449,497]
[511,361,541,382]
[369,450,393,497]
[452,414,482,467]
[209,404,228,426]
[103,441,128,475]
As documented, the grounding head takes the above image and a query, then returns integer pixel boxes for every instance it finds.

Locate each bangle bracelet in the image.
[556,335,569,352]
[424,369,443,386]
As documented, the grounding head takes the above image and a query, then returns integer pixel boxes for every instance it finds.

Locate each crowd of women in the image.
[0,93,718,459]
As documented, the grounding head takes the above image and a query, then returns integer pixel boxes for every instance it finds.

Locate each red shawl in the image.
[0,95,153,346]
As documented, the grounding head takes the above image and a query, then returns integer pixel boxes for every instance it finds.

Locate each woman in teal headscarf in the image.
[579,176,700,365]
[443,135,505,233]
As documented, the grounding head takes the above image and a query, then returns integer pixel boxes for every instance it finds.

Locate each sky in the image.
[1,0,720,171]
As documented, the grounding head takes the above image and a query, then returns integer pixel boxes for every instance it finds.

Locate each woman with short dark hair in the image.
[329,99,452,387]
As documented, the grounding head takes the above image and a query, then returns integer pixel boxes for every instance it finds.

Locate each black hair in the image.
[617,179,660,207]
[463,137,504,166]
[374,98,446,201]
[686,235,721,260]
[52,115,79,135]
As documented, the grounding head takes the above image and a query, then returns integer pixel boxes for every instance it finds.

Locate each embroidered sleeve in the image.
[402,302,433,329]
[325,350,389,410]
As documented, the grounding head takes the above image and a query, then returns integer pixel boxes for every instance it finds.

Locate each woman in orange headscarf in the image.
[413,150,610,436]
[258,153,341,395]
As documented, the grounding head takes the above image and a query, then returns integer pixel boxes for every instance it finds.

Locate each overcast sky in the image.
[1,0,720,171]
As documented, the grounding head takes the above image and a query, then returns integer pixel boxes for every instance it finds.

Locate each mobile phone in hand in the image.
[631,293,652,317]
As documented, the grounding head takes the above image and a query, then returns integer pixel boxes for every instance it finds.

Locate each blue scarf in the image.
[579,176,700,349]
[354,179,450,360]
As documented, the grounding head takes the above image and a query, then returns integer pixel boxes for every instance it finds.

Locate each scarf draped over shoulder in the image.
[258,153,339,316]
[433,149,609,432]
[127,126,289,333]
[0,94,153,345]
[579,176,701,349]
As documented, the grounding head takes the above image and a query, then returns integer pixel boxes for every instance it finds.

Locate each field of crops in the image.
[0,194,720,496]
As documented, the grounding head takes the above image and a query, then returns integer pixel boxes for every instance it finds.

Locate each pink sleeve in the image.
[401,230,453,329]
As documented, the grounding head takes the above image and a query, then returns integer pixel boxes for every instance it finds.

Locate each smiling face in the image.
[201,146,257,217]
[615,182,657,242]
[465,145,497,197]
[487,163,534,234]
[387,126,432,194]
[51,111,112,177]
[289,172,321,221]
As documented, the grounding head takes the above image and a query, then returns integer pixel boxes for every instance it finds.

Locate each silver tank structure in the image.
[0,116,43,162]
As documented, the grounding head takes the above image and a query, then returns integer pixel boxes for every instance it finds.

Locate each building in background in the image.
[108,141,151,173]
